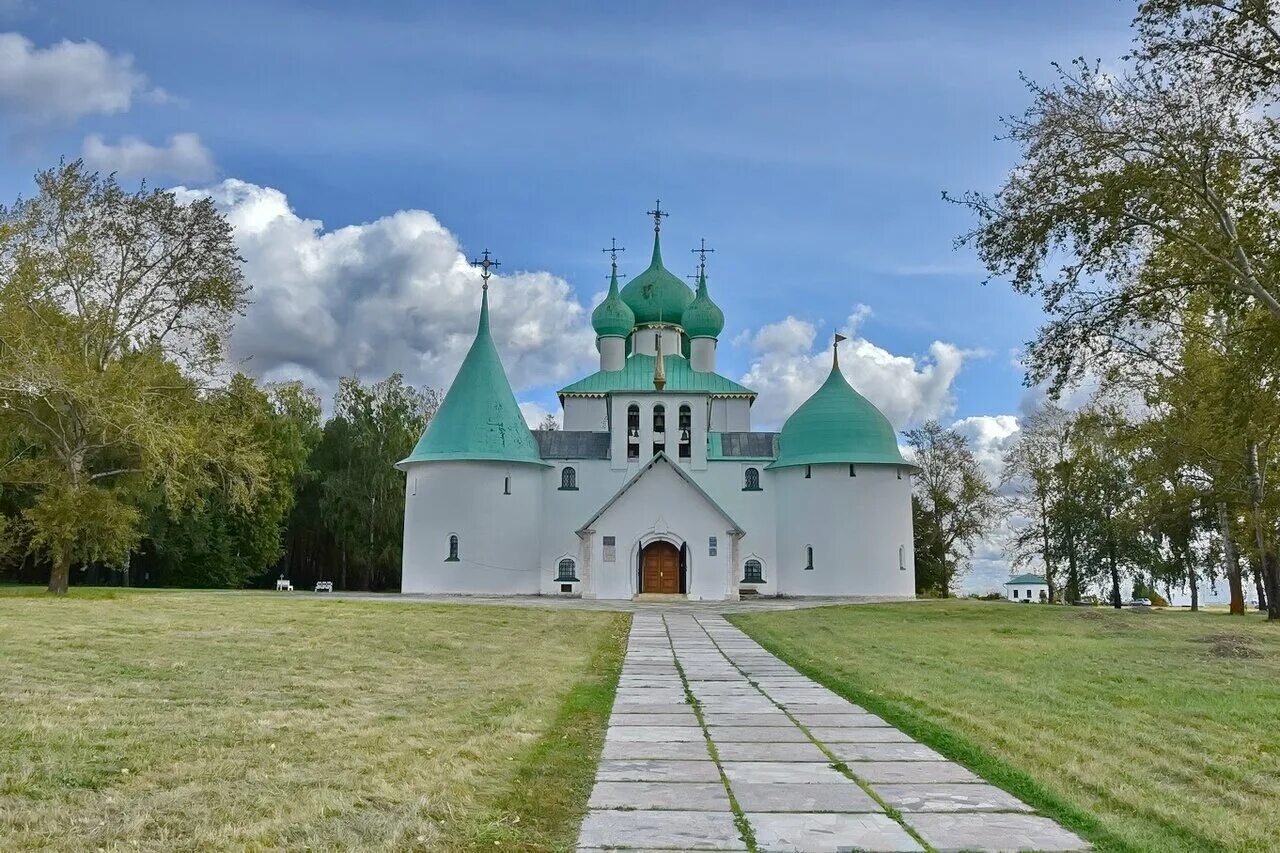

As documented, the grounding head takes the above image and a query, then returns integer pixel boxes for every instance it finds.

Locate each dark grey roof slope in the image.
[534,430,611,460]
[714,431,779,459]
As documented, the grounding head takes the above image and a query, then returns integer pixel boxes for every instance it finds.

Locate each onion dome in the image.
[591,262,635,338]
[769,347,903,469]
[398,287,546,467]
[681,267,725,339]
[620,232,694,326]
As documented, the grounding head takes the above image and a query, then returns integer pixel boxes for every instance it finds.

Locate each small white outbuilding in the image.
[1004,573,1049,603]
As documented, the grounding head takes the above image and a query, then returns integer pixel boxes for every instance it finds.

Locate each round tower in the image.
[769,340,915,597]
[397,272,547,594]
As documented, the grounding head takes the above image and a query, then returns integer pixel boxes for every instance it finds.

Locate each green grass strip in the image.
[478,612,630,852]
[729,614,1141,853]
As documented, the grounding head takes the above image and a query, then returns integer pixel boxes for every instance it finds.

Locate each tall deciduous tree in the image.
[0,162,252,594]
[906,421,998,597]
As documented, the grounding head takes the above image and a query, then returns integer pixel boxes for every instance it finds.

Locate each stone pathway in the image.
[577,614,1089,852]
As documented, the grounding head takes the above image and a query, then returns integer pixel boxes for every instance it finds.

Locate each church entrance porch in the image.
[639,540,684,595]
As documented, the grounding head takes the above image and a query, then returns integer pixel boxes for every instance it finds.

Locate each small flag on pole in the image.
[834,333,848,344]
[833,333,847,369]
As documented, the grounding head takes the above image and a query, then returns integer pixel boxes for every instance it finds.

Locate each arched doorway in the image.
[640,540,683,594]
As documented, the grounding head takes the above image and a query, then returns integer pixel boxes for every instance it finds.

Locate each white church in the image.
[397,211,916,601]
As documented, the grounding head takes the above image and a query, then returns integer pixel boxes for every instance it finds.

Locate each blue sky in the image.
[0,0,1142,589]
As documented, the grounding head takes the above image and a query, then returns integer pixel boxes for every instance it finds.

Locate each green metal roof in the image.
[682,268,725,339]
[619,232,694,327]
[768,359,903,470]
[399,288,548,467]
[591,263,635,338]
[576,451,744,535]
[1005,574,1048,586]
[559,353,755,398]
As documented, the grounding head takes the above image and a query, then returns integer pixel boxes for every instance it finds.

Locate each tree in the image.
[137,378,320,587]
[537,413,559,431]
[0,162,252,593]
[1001,403,1074,601]
[905,421,998,596]
[313,374,437,591]
[911,495,948,596]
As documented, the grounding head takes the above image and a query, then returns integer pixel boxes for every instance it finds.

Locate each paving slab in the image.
[612,702,696,714]
[601,740,714,760]
[596,759,723,783]
[577,810,746,850]
[611,713,700,727]
[829,742,947,762]
[905,813,1090,852]
[875,783,1032,813]
[746,812,923,852]
[788,712,885,727]
[806,726,916,743]
[706,726,811,743]
[721,761,848,785]
[588,781,731,811]
[607,726,707,743]
[699,712,794,727]
[715,741,830,762]
[848,761,982,784]
[732,782,881,813]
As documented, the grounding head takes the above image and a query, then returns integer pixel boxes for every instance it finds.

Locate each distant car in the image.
[314,581,333,593]
[1126,598,1152,608]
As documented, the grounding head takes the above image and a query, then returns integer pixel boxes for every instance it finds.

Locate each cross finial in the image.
[471,249,501,290]
[691,238,715,276]
[602,237,625,275]
[646,199,669,234]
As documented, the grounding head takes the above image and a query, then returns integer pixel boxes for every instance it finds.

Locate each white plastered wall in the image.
[774,463,915,597]
[401,460,543,594]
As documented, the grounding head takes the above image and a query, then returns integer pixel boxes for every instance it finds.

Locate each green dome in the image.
[592,264,635,338]
[681,268,724,339]
[399,288,547,468]
[769,359,903,469]
[620,233,694,327]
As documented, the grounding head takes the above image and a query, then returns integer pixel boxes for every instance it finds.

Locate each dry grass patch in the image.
[0,588,626,851]
[733,601,1280,853]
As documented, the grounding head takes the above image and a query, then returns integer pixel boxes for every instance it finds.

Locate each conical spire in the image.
[398,277,545,467]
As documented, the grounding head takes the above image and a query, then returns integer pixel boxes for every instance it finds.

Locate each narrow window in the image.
[898,544,906,571]
[678,404,692,459]
[653,404,666,456]
[503,475,511,495]
[709,536,718,556]
[603,535,617,562]
[557,558,577,581]
[743,559,764,583]
[447,534,459,561]
[849,464,857,477]
[560,467,577,490]
[743,467,761,491]
[897,466,902,480]
[804,464,811,479]
[805,546,814,570]
[627,404,640,460]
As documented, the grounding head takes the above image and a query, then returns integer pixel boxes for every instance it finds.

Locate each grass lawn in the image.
[732,601,1280,853]
[0,588,627,852]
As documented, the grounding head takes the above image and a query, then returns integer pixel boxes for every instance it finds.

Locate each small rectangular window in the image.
[849,464,856,477]
[708,536,717,556]
[603,535,616,562]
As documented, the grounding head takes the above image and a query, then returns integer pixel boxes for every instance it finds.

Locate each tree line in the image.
[916,0,1280,618]
[0,161,437,593]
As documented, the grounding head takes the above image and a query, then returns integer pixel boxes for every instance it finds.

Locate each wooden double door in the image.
[641,541,682,594]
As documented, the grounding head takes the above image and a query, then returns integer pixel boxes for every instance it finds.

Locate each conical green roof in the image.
[620,233,694,326]
[682,268,724,339]
[399,289,547,467]
[769,356,903,469]
[592,263,635,338]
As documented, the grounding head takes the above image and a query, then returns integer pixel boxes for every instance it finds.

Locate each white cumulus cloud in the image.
[950,414,1020,483]
[83,132,216,182]
[737,306,968,430]
[0,32,160,124]
[172,179,596,402]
